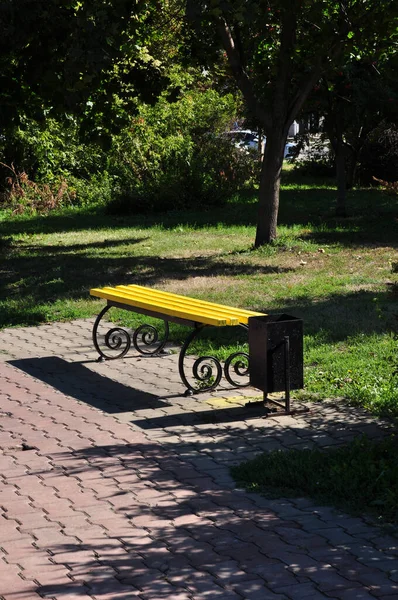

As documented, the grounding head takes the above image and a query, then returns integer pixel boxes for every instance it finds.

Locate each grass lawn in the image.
[231,434,398,526]
[1,170,397,419]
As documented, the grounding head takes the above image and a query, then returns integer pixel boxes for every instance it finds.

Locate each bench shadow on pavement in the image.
[8,356,169,412]
[131,403,276,429]
[8,357,274,427]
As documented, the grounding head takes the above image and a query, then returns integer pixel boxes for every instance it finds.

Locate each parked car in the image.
[284,142,298,159]
[223,130,261,151]
[224,130,297,159]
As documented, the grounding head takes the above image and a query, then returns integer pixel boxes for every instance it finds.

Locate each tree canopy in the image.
[0,0,170,134]
[2,0,398,244]
[186,0,398,244]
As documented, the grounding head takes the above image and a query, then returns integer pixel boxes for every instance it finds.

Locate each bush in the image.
[291,136,334,178]
[292,157,335,178]
[0,164,73,214]
[105,87,256,215]
[0,116,107,185]
[1,72,254,214]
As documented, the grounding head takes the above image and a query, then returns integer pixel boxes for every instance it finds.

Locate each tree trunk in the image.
[335,141,347,217]
[254,128,287,247]
[345,151,356,190]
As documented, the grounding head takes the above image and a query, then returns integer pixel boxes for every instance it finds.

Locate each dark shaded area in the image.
[1,185,397,245]
[9,357,168,412]
[23,235,151,253]
[132,402,286,430]
[0,249,294,327]
[274,289,397,341]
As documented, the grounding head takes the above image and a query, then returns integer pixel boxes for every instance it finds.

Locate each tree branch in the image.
[273,9,297,126]
[286,38,344,126]
[217,18,271,130]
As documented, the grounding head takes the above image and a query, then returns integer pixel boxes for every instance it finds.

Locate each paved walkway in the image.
[0,319,397,600]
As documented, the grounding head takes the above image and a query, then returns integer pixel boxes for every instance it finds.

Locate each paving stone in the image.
[0,321,397,600]
[323,589,380,600]
[275,582,330,599]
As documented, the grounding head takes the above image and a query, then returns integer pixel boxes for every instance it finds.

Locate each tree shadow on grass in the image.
[1,229,396,346]
[0,249,294,327]
[274,289,397,341]
[1,186,396,245]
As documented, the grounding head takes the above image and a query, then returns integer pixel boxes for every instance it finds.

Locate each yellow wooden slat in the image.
[112,291,239,325]
[99,286,240,325]
[118,284,264,320]
[90,284,266,326]
[114,285,262,324]
[90,288,233,326]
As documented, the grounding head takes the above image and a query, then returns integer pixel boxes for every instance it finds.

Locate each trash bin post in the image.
[248,314,306,415]
[284,335,291,413]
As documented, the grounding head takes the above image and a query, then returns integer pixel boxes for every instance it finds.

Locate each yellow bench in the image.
[90,284,266,394]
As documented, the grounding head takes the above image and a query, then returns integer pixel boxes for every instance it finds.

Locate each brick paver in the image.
[0,319,397,600]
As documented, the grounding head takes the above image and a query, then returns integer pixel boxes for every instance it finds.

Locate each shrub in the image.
[105,87,256,215]
[0,116,107,185]
[0,72,252,214]
[292,157,335,178]
[291,136,334,178]
[0,163,73,214]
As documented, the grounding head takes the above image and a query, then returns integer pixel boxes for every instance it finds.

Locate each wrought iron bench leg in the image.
[93,305,131,361]
[92,305,169,361]
[178,324,250,395]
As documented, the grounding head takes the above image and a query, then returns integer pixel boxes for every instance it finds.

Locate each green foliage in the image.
[292,158,335,179]
[106,85,256,213]
[1,62,253,215]
[186,0,398,244]
[0,116,113,211]
[0,0,170,134]
[0,116,107,182]
[231,435,398,524]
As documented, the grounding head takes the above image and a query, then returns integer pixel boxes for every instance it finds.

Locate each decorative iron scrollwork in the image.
[192,355,223,391]
[178,325,250,394]
[224,351,250,387]
[93,304,250,393]
[93,306,131,360]
[132,322,169,355]
[92,305,169,360]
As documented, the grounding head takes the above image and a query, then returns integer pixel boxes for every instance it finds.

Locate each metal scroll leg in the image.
[223,324,250,388]
[92,305,131,361]
[132,320,170,355]
[178,325,223,396]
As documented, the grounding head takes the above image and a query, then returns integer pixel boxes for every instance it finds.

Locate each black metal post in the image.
[284,335,291,413]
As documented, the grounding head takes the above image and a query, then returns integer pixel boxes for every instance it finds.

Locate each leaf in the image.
[347,31,355,39]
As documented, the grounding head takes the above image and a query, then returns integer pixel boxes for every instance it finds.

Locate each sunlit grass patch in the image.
[1,174,397,417]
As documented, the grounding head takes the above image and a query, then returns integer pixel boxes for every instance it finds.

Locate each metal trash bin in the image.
[248,314,304,413]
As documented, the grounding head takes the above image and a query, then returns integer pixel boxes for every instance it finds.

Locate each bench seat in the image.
[90,284,266,327]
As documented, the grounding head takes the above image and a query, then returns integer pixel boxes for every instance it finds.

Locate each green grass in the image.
[231,435,398,526]
[1,173,397,417]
